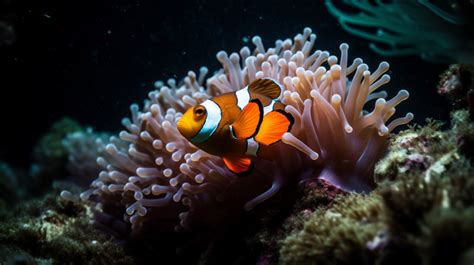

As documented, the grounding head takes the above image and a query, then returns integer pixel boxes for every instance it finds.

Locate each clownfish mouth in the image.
[177,119,197,139]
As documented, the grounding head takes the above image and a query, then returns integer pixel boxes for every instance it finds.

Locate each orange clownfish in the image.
[177,78,294,176]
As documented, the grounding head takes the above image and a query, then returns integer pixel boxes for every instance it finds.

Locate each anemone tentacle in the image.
[80,27,412,235]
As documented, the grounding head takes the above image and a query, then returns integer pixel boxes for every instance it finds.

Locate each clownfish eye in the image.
[194,106,206,117]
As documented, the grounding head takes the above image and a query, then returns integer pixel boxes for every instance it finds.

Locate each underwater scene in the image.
[1,0,474,264]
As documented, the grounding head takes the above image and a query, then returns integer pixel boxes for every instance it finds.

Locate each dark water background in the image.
[0,0,448,168]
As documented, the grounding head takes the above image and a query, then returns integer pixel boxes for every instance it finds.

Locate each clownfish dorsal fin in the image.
[223,155,254,176]
[230,99,263,139]
[255,109,294,145]
[248,78,283,100]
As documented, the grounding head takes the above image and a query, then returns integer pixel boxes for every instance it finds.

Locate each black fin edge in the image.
[265,109,295,146]
[248,99,264,139]
[234,160,255,177]
[274,109,295,132]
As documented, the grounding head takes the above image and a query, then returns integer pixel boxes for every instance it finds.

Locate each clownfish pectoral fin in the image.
[223,155,254,176]
[255,110,294,145]
[248,78,283,100]
[230,99,263,139]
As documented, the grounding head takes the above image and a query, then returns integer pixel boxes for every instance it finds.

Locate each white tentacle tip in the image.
[252,35,262,44]
[345,126,353,133]
[378,126,389,136]
[380,61,389,68]
[399,89,410,98]
[309,152,319,160]
[216,50,227,60]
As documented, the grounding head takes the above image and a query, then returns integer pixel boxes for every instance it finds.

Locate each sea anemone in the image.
[79,27,412,235]
[210,27,413,191]
[79,69,277,234]
[325,0,474,64]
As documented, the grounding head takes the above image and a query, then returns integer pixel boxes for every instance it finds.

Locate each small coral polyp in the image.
[81,27,412,234]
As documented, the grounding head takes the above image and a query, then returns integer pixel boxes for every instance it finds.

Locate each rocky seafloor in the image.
[1,64,474,265]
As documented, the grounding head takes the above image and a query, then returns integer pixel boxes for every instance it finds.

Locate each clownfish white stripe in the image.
[191,99,222,143]
[245,138,259,156]
[229,125,237,139]
[236,87,250,110]
[263,99,277,115]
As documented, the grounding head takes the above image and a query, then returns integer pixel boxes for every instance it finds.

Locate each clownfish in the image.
[177,78,294,175]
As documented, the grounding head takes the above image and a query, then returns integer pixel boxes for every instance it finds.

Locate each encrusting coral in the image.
[249,179,346,265]
[278,109,474,265]
[376,108,474,182]
[438,64,474,120]
[279,193,386,265]
[377,157,474,265]
[374,120,452,182]
[0,190,135,264]
[451,110,474,160]
[78,27,412,236]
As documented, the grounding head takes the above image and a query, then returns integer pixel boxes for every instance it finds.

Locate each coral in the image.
[380,165,456,236]
[30,118,82,194]
[254,179,346,264]
[62,128,112,187]
[0,246,53,265]
[374,121,452,182]
[373,108,474,262]
[415,207,474,265]
[0,191,135,264]
[0,161,27,204]
[438,64,474,120]
[32,118,82,166]
[80,27,412,238]
[377,156,474,265]
[278,146,474,265]
[451,110,474,160]
[375,109,474,235]
[292,179,346,212]
[278,106,474,265]
[325,0,474,63]
[28,117,112,195]
[376,108,474,183]
[279,193,386,265]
